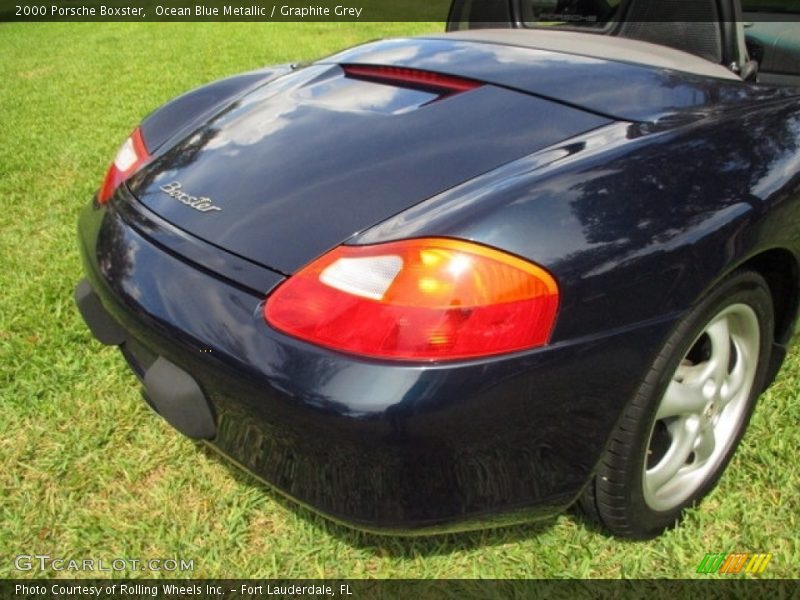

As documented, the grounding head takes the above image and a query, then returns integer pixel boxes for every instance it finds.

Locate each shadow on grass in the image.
[197,444,570,557]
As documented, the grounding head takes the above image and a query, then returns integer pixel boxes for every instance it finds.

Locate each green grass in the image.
[1,22,799,580]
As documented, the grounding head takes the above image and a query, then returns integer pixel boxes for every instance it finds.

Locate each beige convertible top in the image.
[428,28,741,81]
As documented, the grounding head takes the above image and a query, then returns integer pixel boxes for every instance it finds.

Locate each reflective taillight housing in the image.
[264,238,559,361]
[97,127,150,204]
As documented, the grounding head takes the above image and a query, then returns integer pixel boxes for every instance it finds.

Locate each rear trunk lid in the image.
[128,59,610,274]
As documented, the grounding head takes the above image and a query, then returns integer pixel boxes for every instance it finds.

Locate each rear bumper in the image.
[76,197,679,534]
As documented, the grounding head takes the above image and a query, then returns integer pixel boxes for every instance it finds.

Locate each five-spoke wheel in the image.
[643,303,760,512]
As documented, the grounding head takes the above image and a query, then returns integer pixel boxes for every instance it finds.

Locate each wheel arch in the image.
[736,248,800,346]
[729,247,800,392]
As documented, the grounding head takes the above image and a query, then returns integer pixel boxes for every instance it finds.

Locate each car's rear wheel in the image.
[579,270,774,538]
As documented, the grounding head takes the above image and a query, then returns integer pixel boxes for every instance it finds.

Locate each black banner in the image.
[3,0,800,23]
[1,0,451,22]
[4,579,800,600]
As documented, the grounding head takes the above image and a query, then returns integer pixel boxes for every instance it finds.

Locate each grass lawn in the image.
[1,21,799,580]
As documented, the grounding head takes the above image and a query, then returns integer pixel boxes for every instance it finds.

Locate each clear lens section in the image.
[98,127,149,204]
[113,137,139,171]
[320,255,403,300]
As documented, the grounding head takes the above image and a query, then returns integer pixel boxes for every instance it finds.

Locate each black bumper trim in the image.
[143,357,216,440]
[74,278,126,346]
[75,278,217,440]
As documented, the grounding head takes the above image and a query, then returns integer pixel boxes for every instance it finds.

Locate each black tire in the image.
[579,270,774,539]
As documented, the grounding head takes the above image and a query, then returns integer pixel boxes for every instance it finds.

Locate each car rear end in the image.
[75,35,696,532]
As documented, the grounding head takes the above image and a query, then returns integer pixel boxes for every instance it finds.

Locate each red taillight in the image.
[342,65,482,96]
[264,238,559,361]
[98,127,150,204]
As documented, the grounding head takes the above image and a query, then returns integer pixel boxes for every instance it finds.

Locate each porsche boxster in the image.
[76,0,800,538]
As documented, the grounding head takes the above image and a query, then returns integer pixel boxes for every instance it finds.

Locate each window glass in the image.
[520,0,622,29]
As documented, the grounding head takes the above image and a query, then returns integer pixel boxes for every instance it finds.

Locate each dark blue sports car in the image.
[76,0,800,538]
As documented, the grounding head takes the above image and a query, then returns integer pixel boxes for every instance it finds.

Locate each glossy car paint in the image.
[77,34,800,532]
[128,60,608,273]
[139,64,294,154]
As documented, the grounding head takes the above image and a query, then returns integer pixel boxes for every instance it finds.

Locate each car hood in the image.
[128,56,610,274]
